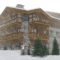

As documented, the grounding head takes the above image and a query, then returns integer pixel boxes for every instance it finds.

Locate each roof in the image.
[46,11,60,20]
[1,6,60,29]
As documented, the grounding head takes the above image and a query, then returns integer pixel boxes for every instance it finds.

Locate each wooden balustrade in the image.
[0,32,23,44]
[0,22,22,31]
[29,32,48,40]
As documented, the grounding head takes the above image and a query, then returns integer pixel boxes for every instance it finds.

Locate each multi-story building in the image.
[0,4,60,54]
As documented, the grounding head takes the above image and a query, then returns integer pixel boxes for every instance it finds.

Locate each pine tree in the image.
[52,38,59,55]
[32,38,43,56]
[32,38,49,56]
[43,45,49,55]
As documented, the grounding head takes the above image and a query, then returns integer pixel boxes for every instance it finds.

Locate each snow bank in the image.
[0,50,60,60]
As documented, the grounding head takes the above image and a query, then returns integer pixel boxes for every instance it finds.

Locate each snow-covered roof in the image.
[46,11,60,20]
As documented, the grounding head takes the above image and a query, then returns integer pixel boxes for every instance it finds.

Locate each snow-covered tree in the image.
[52,38,59,55]
[32,38,49,56]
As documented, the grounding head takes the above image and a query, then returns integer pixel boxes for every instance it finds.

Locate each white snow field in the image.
[0,50,60,60]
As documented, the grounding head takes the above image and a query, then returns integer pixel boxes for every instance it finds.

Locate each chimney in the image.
[16,4,24,9]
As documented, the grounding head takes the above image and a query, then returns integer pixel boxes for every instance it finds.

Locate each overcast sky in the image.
[0,0,60,14]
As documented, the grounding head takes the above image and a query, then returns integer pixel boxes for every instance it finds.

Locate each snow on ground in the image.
[0,50,60,60]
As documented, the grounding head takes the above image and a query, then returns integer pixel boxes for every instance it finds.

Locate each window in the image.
[33,17,37,21]
[22,15,29,21]
[29,14,33,22]
[29,13,40,22]
[32,28,36,33]
[32,14,39,21]
[37,16,39,21]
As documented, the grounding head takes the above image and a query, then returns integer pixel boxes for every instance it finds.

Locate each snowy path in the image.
[0,50,60,60]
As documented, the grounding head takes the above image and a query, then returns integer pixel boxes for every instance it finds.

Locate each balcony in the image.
[29,32,48,43]
[0,19,22,31]
[29,32,37,40]
[29,21,50,28]
[0,32,23,44]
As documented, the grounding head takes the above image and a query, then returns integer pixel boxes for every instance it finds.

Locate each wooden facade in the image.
[0,7,60,49]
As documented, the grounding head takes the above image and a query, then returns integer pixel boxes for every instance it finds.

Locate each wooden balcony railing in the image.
[0,32,23,41]
[0,22,22,31]
[29,21,50,27]
[29,32,37,40]
[29,32,48,42]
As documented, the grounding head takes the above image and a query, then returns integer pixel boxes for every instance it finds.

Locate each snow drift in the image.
[0,50,60,60]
